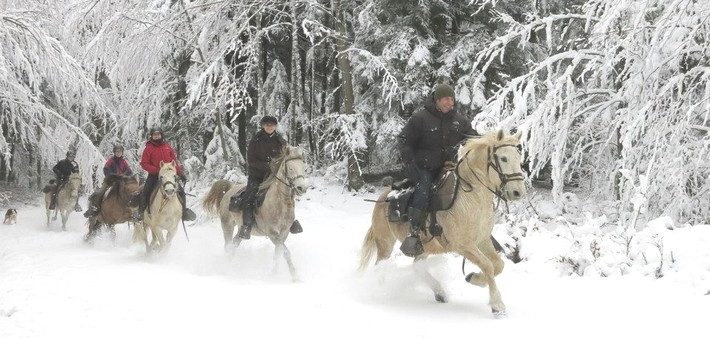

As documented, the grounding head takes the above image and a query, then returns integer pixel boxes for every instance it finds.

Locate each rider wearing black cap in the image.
[50,150,82,211]
[231,115,302,239]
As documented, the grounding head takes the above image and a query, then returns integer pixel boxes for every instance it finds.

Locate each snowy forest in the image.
[1,0,708,229]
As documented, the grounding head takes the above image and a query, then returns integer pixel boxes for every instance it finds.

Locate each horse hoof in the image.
[434,294,448,303]
[492,308,507,318]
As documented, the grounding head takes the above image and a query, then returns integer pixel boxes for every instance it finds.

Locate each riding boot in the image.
[289,219,303,234]
[178,189,196,221]
[133,200,145,222]
[74,201,83,212]
[400,207,425,257]
[49,193,57,210]
[238,207,256,239]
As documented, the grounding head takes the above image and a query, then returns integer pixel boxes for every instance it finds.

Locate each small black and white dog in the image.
[3,208,17,225]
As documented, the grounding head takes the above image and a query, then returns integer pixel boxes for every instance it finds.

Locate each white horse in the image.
[203,146,309,281]
[136,161,182,253]
[44,172,82,231]
[360,130,526,316]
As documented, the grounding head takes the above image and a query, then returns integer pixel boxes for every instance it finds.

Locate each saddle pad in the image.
[386,187,413,222]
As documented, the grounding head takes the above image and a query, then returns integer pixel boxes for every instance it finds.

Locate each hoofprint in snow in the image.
[0,178,708,338]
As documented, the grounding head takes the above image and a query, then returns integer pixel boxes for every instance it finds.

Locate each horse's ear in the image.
[159,160,164,167]
[171,160,176,167]
[514,129,523,141]
[497,129,504,141]
[283,146,290,156]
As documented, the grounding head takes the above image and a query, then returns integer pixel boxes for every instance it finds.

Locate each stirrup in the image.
[400,234,424,257]
[289,220,303,234]
[182,208,196,221]
[132,210,143,222]
[74,204,83,212]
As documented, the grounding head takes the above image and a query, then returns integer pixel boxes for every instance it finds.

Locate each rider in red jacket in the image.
[134,127,195,221]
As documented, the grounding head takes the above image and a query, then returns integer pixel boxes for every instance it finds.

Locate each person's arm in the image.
[140,146,160,175]
[52,162,62,177]
[397,114,420,166]
[103,158,113,176]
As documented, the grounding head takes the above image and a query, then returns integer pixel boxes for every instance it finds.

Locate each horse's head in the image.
[158,161,178,197]
[272,146,309,196]
[459,130,526,202]
[122,174,142,205]
[67,172,82,197]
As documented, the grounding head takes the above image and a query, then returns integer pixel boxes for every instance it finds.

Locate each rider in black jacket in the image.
[50,150,82,211]
[397,84,475,256]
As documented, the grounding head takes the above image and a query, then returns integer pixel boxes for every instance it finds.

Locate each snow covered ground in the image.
[1,179,709,338]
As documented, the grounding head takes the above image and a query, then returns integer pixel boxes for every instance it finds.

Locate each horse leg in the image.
[61,209,70,231]
[46,206,51,228]
[272,238,300,282]
[151,226,165,251]
[164,226,178,251]
[108,224,117,246]
[142,224,153,254]
[465,239,506,288]
[83,219,100,243]
[272,238,283,275]
[413,255,447,303]
[222,215,238,252]
[461,247,506,315]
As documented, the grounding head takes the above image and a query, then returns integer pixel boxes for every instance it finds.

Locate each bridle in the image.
[159,173,178,197]
[457,143,524,201]
[274,156,306,192]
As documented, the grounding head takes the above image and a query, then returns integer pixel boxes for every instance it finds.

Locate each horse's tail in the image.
[359,224,379,271]
[202,180,233,216]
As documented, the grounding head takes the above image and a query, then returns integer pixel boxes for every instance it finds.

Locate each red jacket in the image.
[140,140,183,176]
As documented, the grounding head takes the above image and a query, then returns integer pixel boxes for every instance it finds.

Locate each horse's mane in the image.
[458,130,520,159]
[103,175,138,199]
[260,146,303,191]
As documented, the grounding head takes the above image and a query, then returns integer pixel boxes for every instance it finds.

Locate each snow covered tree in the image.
[475,0,710,224]
[0,4,110,188]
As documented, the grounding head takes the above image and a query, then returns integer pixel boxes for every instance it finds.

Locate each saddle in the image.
[228,186,269,212]
[42,179,67,194]
[386,169,459,223]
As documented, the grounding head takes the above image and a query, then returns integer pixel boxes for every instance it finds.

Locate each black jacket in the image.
[247,130,287,181]
[53,159,79,180]
[398,94,475,172]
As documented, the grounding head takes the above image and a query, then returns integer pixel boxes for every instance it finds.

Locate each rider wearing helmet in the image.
[83,145,135,218]
[50,150,81,211]
[134,127,196,222]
